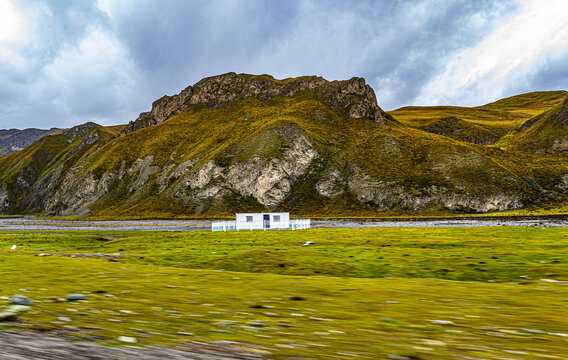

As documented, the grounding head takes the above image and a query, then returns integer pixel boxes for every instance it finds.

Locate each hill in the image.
[0,73,566,217]
[0,127,65,157]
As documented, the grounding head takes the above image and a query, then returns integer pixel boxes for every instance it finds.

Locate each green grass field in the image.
[1,228,567,359]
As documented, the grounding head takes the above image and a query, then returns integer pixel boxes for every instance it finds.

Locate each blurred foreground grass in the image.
[0,227,567,359]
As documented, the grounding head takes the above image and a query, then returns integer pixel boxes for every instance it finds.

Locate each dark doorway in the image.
[263,214,270,229]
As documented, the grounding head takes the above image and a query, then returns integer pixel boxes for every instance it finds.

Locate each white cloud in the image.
[0,0,29,57]
[415,0,568,107]
[31,27,141,124]
[95,0,115,18]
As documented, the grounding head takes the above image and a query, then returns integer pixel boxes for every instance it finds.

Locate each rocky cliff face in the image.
[122,73,392,135]
[173,130,320,209]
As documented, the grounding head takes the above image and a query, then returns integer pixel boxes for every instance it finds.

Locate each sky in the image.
[1,0,568,129]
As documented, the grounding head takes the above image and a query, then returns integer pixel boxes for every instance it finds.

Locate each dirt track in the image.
[0,330,265,360]
[0,216,567,231]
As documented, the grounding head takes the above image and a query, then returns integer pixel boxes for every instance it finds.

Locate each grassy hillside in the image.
[0,123,122,212]
[389,90,567,137]
[82,92,547,217]
[0,84,567,218]
[0,127,64,158]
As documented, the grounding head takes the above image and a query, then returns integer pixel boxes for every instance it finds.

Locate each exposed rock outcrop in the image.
[516,114,542,132]
[0,185,11,212]
[42,166,123,216]
[423,117,499,144]
[347,166,525,213]
[65,122,100,141]
[515,95,568,154]
[121,113,157,134]
[174,132,319,208]
[556,174,568,193]
[315,167,345,198]
[552,96,568,126]
[128,156,158,193]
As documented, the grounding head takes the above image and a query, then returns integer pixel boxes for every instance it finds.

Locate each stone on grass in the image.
[262,312,279,317]
[66,294,88,301]
[5,305,31,314]
[504,350,528,355]
[118,336,137,343]
[431,320,455,325]
[11,295,32,306]
[0,312,17,321]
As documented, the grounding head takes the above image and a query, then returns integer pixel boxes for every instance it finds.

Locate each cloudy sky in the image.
[1,0,568,129]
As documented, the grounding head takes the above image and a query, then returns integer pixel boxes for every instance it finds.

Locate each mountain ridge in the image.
[0,127,65,158]
[0,74,566,218]
[121,72,395,135]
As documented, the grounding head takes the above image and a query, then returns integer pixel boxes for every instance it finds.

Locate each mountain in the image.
[0,128,64,157]
[0,73,566,218]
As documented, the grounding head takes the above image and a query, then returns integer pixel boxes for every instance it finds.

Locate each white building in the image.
[211,212,310,232]
[236,212,289,230]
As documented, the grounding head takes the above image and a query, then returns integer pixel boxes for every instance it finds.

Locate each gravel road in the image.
[312,218,568,228]
[0,331,265,360]
[0,217,567,231]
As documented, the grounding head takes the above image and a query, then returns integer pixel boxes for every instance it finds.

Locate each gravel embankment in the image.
[0,331,265,360]
[311,218,568,228]
[0,217,566,231]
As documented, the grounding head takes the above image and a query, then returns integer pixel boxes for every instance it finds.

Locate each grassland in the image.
[1,227,567,359]
[389,90,567,136]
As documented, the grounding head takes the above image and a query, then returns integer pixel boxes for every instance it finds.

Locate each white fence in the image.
[289,219,311,230]
[211,221,237,232]
[211,219,310,232]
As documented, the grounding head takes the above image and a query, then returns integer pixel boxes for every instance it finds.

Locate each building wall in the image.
[235,212,289,230]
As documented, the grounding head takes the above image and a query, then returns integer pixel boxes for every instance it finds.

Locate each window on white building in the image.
[246,216,253,223]
[273,215,280,222]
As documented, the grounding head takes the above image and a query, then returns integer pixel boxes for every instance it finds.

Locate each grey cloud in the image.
[1,0,563,129]
[507,52,568,95]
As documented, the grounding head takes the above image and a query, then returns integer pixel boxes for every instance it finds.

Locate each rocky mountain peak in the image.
[122,73,392,135]
[65,122,100,140]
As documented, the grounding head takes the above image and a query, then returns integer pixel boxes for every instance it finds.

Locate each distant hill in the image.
[0,73,566,218]
[0,128,65,157]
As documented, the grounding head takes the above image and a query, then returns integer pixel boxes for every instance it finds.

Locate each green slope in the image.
[0,123,122,212]
[80,93,542,217]
[389,90,567,137]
